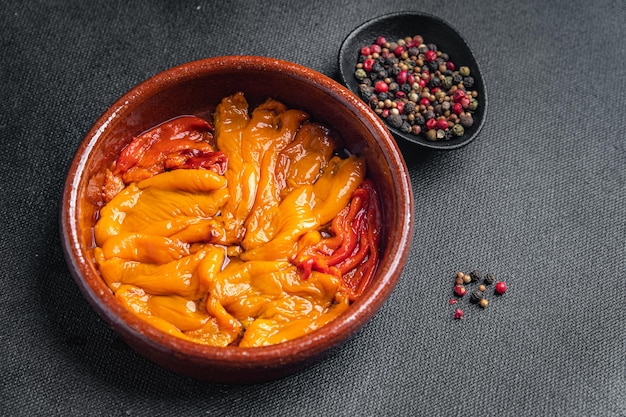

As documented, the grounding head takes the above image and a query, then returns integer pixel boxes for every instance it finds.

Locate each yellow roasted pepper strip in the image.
[136,168,226,192]
[242,104,309,250]
[115,284,234,346]
[94,183,141,246]
[96,247,210,298]
[238,270,350,347]
[101,233,190,264]
[120,187,229,234]
[240,154,365,262]
[244,120,334,251]
[213,92,255,244]
[275,122,338,198]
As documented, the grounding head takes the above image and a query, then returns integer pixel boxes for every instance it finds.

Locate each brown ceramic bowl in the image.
[60,56,413,384]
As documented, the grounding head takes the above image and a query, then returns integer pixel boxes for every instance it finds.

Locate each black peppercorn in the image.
[484,273,495,285]
[424,110,435,120]
[386,114,403,129]
[470,270,483,282]
[470,289,484,304]
[463,76,474,89]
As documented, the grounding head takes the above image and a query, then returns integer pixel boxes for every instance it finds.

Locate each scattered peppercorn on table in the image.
[4,0,625,416]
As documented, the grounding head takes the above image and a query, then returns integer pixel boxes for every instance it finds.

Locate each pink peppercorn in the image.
[436,118,449,130]
[396,70,408,85]
[453,89,466,103]
[419,97,431,106]
[396,101,405,114]
[425,49,437,62]
[461,97,471,108]
[452,102,463,115]
[446,61,456,71]
[495,281,508,295]
[406,74,415,85]
[374,80,388,93]
[370,44,381,54]
[363,58,374,72]
[426,118,437,130]
[375,36,386,46]
[360,46,371,56]
[393,45,405,57]
[454,308,464,319]
[417,78,427,88]
[454,284,467,297]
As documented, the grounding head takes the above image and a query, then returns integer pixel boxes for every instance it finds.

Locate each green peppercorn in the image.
[355,69,367,81]
[469,98,478,111]
[459,66,471,76]
[442,76,453,89]
[426,129,437,141]
[452,124,464,136]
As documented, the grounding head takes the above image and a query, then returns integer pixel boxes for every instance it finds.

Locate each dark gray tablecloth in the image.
[2,0,625,415]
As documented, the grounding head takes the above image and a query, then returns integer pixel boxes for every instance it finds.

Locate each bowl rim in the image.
[60,55,414,371]
[338,11,488,150]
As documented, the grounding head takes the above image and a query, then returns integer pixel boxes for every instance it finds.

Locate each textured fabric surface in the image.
[1,0,625,415]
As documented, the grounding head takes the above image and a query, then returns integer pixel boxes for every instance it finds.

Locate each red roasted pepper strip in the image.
[165,149,228,175]
[113,115,215,180]
[292,178,382,301]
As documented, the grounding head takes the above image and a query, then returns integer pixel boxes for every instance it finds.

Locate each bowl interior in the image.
[61,56,413,382]
[338,12,487,150]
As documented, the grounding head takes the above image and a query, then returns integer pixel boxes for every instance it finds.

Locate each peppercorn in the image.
[478,298,489,309]
[470,270,482,282]
[463,76,474,89]
[462,273,471,284]
[426,129,437,141]
[452,124,464,136]
[386,114,403,129]
[459,66,471,76]
[495,281,508,295]
[477,284,486,292]
[459,112,474,127]
[483,273,495,285]
[454,308,464,319]
[469,289,484,304]
[355,69,367,81]
[468,98,478,111]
